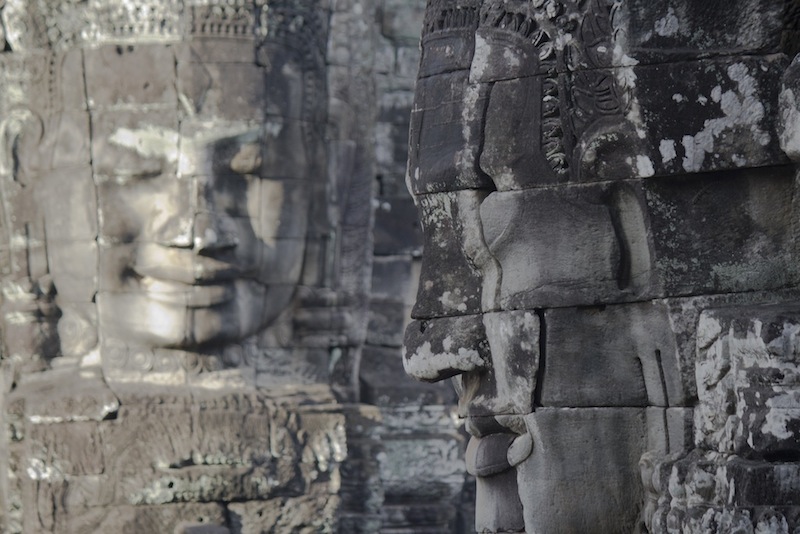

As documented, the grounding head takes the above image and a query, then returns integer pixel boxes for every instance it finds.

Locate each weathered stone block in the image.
[644,167,796,298]
[27,421,104,476]
[517,408,648,534]
[184,38,261,64]
[632,56,788,177]
[61,475,114,512]
[645,407,694,457]
[90,109,180,181]
[412,190,499,318]
[613,0,788,64]
[58,502,228,534]
[227,495,340,534]
[176,62,268,121]
[84,44,178,108]
[480,76,563,189]
[475,469,523,533]
[480,182,655,310]
[407,72,493,194]
[37,167,97,241]
[45,240,97,302]
[417,13,477,79]
[726,459,800,507]
[695,305,800,456]
[56,49,87,111]
[11,368,119,424]
[456,310,539,417]
[648,450,800,532]
[49,111,92,169]
[541,302,685,408]
[95,183,189,248]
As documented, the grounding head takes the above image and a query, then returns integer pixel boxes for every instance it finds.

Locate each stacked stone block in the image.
[402,0,800,532]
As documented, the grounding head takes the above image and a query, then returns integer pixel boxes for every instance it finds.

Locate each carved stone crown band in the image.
[0,0,323,52]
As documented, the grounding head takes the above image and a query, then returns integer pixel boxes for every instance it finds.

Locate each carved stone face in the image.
[405,0,797,532]
[36,40,313,352]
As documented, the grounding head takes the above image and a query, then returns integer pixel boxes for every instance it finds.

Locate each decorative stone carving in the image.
[0,1,384,532]
[404,1,800,532]
[0,0,335,382]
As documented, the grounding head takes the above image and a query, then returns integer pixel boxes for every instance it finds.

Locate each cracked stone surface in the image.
[403,1,800,533]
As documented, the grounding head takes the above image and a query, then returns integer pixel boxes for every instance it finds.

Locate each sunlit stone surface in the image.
[0,1,401,531]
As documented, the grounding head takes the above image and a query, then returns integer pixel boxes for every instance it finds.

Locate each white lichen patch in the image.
[779,86,800,160]
[403,341,485,381]
[438,290,468,313]
[454,84,482,175]
[655,7,680,37]
[760,396,800,441]
[502,48,521,69]
[659,139,677,164]
[469,33,490,82]
[612,47,647,140]
[681,63,769,173]
[26,458,62,482]
[636,155,655,177]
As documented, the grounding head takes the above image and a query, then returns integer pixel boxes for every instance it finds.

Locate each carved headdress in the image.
[0,0,326,52]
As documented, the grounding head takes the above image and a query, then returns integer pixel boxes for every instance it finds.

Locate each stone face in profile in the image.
[405,0,800,532]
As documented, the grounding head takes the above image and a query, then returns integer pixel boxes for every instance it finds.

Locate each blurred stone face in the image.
[40,41,311,351]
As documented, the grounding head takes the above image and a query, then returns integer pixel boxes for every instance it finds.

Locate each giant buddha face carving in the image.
[1,1,326,361]
[87,44,311,349]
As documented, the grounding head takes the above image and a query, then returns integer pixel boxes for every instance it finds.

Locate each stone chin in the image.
[95,280,295,349]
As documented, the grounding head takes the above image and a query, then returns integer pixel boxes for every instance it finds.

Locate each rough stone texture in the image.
[694,306,800,457]
[541,302,683,408]
[0,0,466,532]
[403,0,800,533]
[366,1,474,532]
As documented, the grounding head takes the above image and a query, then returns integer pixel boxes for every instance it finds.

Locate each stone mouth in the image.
[139,277,236,308]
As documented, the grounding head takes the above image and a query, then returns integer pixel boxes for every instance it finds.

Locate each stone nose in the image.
[402,315,490,383]
[191,211,239,254]
[191,175,239,254]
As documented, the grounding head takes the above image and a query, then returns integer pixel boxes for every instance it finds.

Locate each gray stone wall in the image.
[0,0,471,532]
